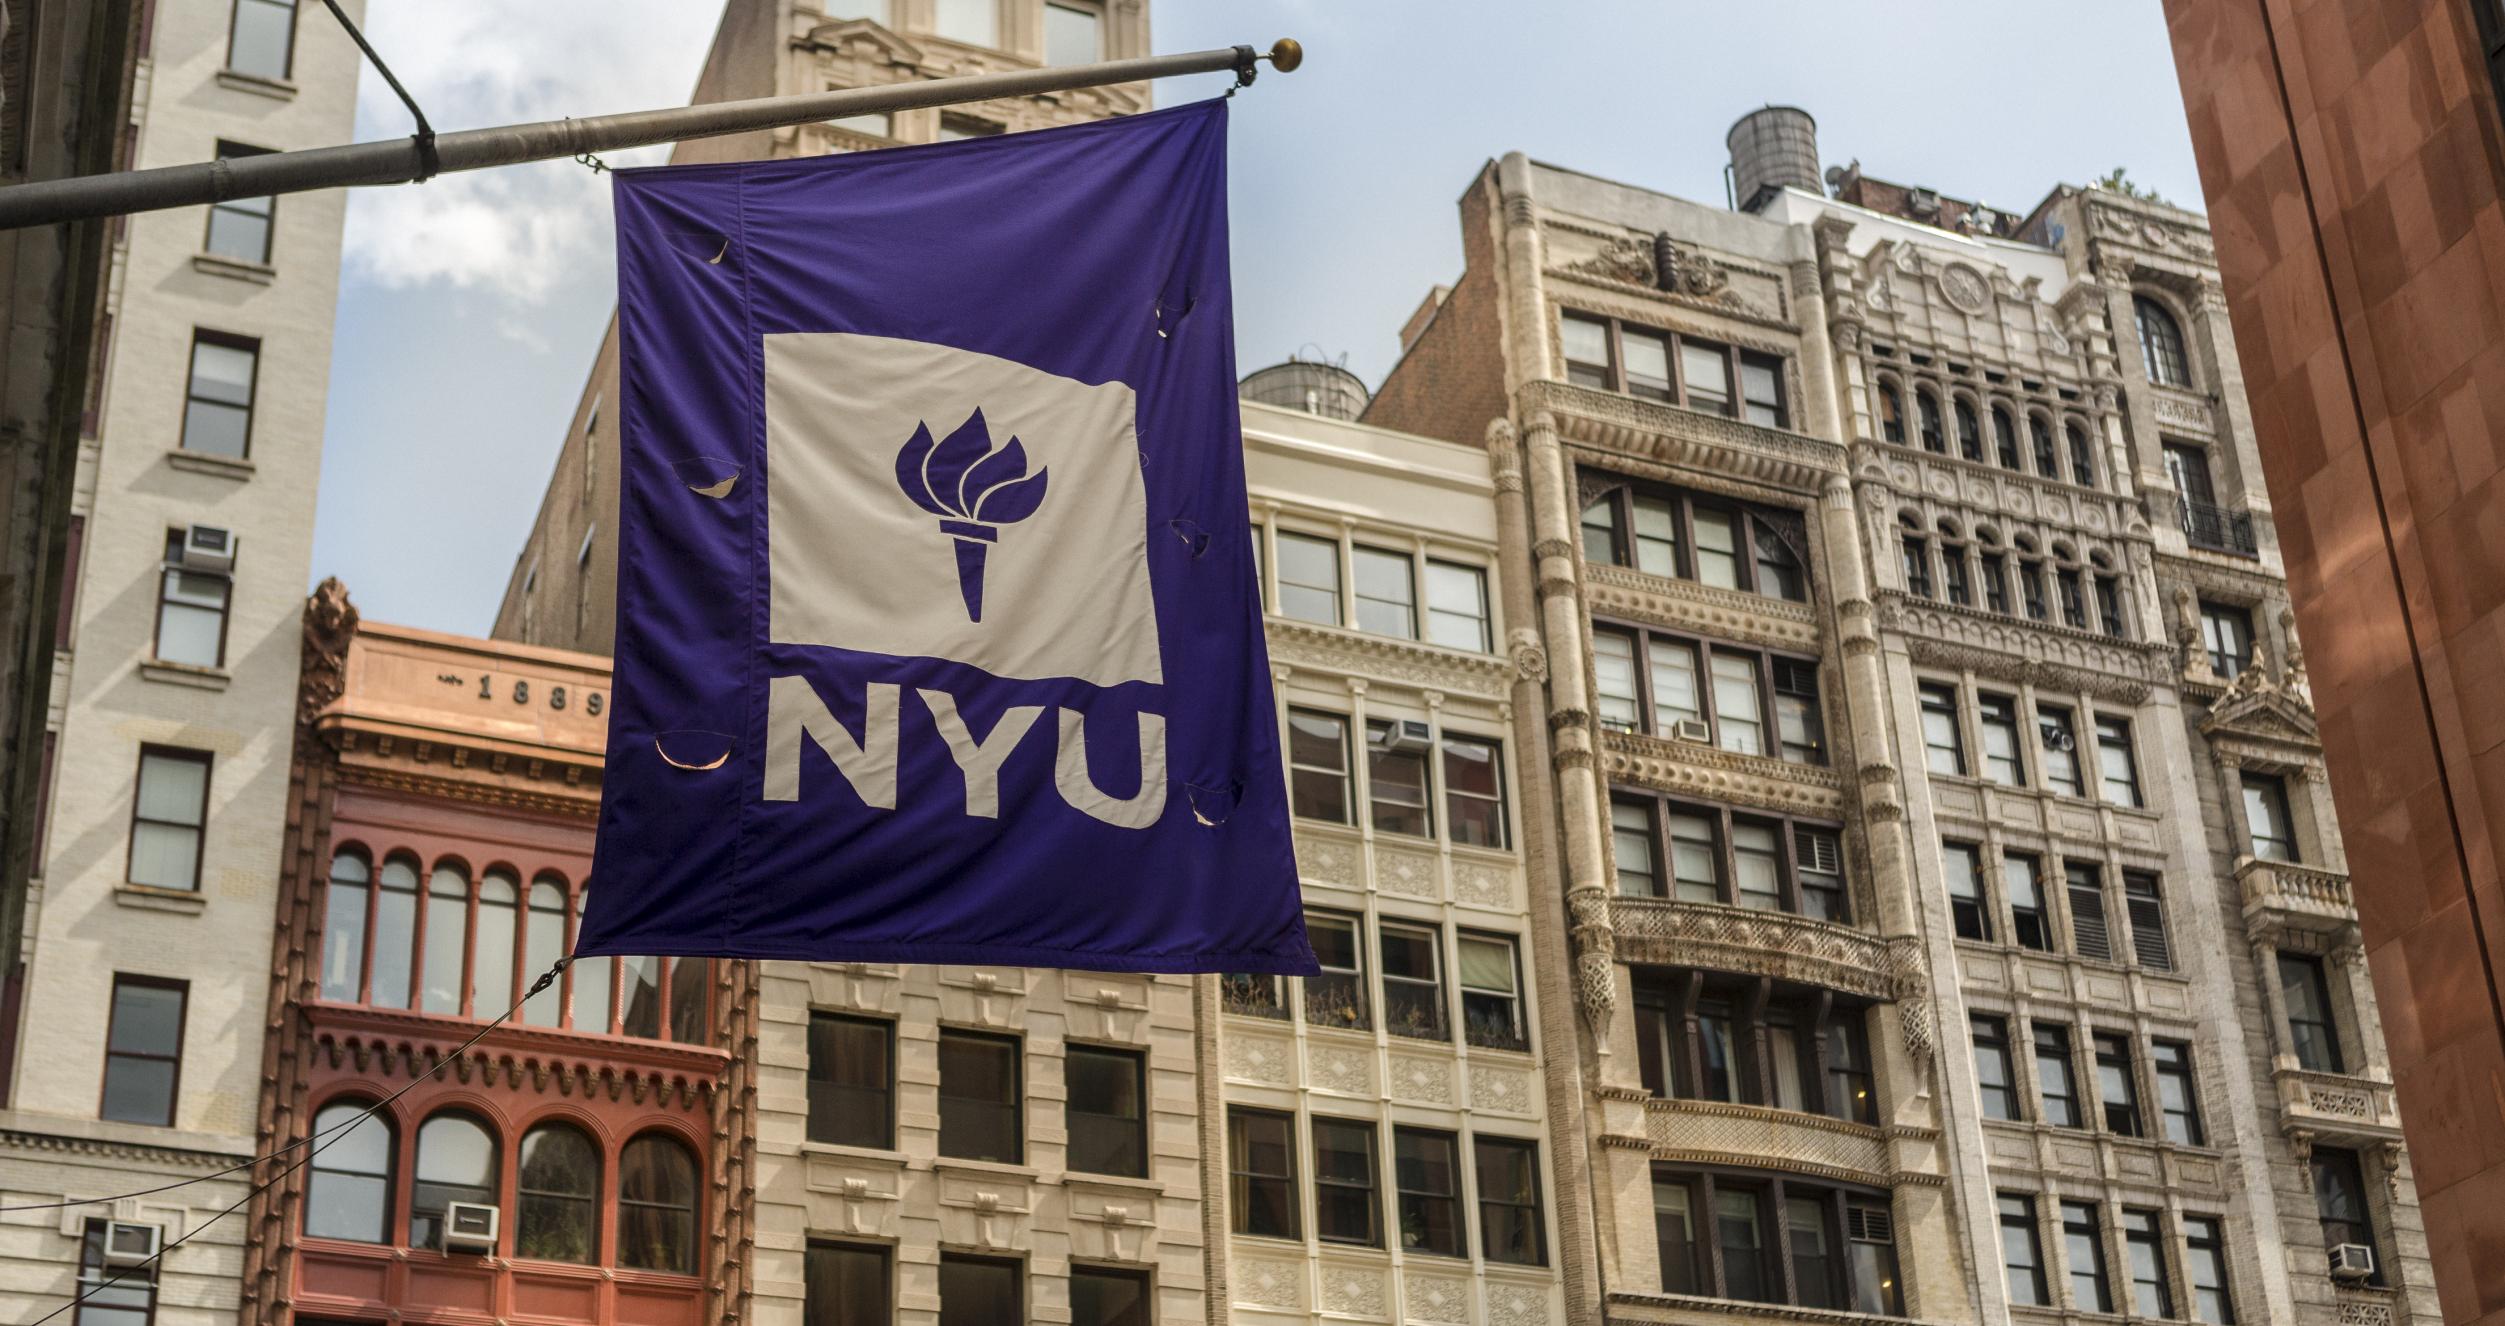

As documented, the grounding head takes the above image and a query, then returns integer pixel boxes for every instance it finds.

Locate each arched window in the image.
[2066,420,2097,488]
[1991,405,2020,469]
[421,863,468,1015]
[305,1101,392,1243]
[523,877,567,1027]
[1915,389,1946,453]
[373,855,419,1009]
[2028,412,2059,477]
[2135,295,2190,387]
[618,1134,699,1274]
[515,1122,600,1263]
[320,851,370,1003]
[411,1113,497,1251]
[1876,381,1904,444]
[621,956,664,1039]
[473,870,519,1017]
[569,888,614,1034]
[1953,398,1983,463]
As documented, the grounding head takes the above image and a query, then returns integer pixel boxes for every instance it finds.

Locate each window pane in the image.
[1442,735,1507,849]
[128,822,202,891]
[1561,315,1611,385]
[1692,508,1740,587]
[1733,821,1781,910]
[411,1114,497,1250]
[320,864,368,1003]
[473,872,518,1016]
[1352,546,1417,638]
[1043,2,1099,64]
[372,859,417,1009]
[1623,331,1673,400]
[932,0,996,45]
[1304,912,1368,1029]
[806,1243,892,1326]
[1651,639,1702,732]
[1313,1118,1380,1245]
[809,1014,893,1148]
[522,881,566,1026]
[1716,1189,1771,1301]
[306,1102,392,1242]
[1742,357,1783,427]
[1710,653,1762,755]
[1288,709,1350,823]
[1367,720,1432,838]
[1070,1265,1149,1326]
[1631,495,1679,576]
[228,0,296,78]
[2096,716,2142,807]
[421,866,468,1015]
[938,1032,1021,1162]
[1668,811,1719,903]
[136,753,208,826]
[1682,342,1733,414]
[1066,1046,1146,1177]
[1789,1195,1837,1309]
[939,1255,1020,1326]
[1613,802,1659,897]
[1228,1108,1299,1239]
[1393,1129,1464,1257]
[1274,532,1341,625]
[1424,561,1489,651]
[516,1125,600,1263]
[1655,1179,1699,1295]
[668,954,709,1042]
[1474,1137,1545,1265]
[620,954,664,1038]
[618,1136,699,1273]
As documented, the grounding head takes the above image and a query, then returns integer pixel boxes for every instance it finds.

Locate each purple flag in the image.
[576,101,1314,974]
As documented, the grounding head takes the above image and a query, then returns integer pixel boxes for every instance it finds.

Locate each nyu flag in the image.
[577,101,1314,973]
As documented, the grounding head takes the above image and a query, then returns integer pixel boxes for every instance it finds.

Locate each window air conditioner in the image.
[441,1201,501,1255]
[178,525,238,574]
[101,1222,160,1268]
[1670,718,1713,745]
[2328,1243,2376,1281]
[1372,718,1433,756]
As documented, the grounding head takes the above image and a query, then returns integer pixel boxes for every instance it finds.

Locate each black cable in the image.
[316,0,439,180]
[0,958,568,1216]
[21,959,569,1326]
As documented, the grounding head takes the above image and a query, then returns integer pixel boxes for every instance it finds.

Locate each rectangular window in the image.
[1474,1136,1547,1265]
[1973,1016,2019,1121]
[1695,508,1747,590]
[2278,953,2344,1073]
[1593,630,1641,731]
[2004,853,2051,951]
[1274,531,1341,625]
[1919,683,1965,776]
[1773,658,1825,765]
[181,332,258,457]
[1366,719,1432,838]
[937,1255,1020,1326]
[2063,1200,2113,1313]
[205,141,275,263]
[2066,862,2113,962]
[936,113,1004,141]
[1442,734,1508,848]
[1796,827,1847,923]
[1901,536,1933,598]
[1218,971,1286,1020]
[1561,313,1613,388]
[1696,1000,1740,1102]
[76,1218,158,1326]
[1650,637,1703,734]
[101,976,185,1126]
[1379,921,1447,1041]
[1304,910,1369,1030]
[1631,493,1680,576]
[1741,352,1786,428]
[1942,546,1972,606]
[2038,705,2083,796]
[1788,1195,1840,1309]
[1042,0,1100,64]
[1065,1045,1146,1177]
[1848,1203,1902,1316]
[1287,709,1351,822]
[1312,1117,1381,1246]
[1717,1188,1775,1302]
[2095,576,2126,637]
[129,746,211,891]
[1624,328,1674,401]
[1982,551,2011,614]
[936,1030,1021,1163]
[1944,842,1991,942]
[807,1013,893,1149]
[2312,1147,2380,1282]
[2153,1040,2205,1145]
[2242,773,2298,862]
[2124,872,2174,971]
[1613,800,1660,897]
[1392,1128,1465,1258]
[1668,810,1721,904]
[2185,1215,2235,1322]
[227,0,297,78]
[1655,1175,1701,1296]
[1227,1107,1300,1239]
[1824,1010,1876,1124]
[1352,545,1417,638]
[1682,340,1736,415]
[805,1240,891,1326]
[2123,1208,2174,1319]
[2096,715,2143,807]
[1709,652,1763,755]
[1069,1265,1148,1326]
[2057,568,2089,630]
[1733,820,1783,911]
[2035,1022,2082,1128]
[1424,560,1490,651]
[1459,933,1526,1052]
[156,534,231,669]
[932,0,997,46]
[2201,601,2254,678]
[2020,558,2050,620]
[2094,1032,2142,1136]
[2002,1194,2049,1307]
[1977,693,2024,786]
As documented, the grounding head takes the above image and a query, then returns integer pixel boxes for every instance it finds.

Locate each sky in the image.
[314,0,2204,636]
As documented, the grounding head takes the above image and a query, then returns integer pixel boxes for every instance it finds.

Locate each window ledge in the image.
[139,661,231,690]
[1062,1172,1166,1195]
[166,449,255,480]
[115,883,207,915]
[192,253,276,284]
[215,69,298,100]
[930,1156,1038,1181]
[796,1141,906,1167]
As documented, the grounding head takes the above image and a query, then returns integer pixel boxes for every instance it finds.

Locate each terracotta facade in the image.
[2160,3,2505,1322]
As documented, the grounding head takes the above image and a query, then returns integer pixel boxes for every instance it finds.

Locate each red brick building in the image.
[2162,3,2505,1322]
[237,582,753,1326]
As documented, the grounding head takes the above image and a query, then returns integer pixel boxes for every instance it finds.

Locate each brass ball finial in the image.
[1267,38,1303,73]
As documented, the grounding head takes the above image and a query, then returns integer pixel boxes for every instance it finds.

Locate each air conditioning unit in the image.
[2328,1243,2376,1281]
[100,1222,160,1268]
[1670,717,1713,744]
[176,524,238,574]
[1372,718,1433,756]
[441,1202,500,1255]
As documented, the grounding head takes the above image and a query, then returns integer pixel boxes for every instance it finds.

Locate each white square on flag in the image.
[764,332,1165,688]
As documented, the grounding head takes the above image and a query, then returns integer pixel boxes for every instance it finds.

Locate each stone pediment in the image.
[797,17,926,67]
[2202,684,2318,746]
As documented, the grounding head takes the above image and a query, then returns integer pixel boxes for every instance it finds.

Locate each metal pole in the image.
[0,39,1304,231]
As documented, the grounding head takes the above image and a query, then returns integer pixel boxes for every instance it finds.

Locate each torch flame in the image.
[895,409,1048,622]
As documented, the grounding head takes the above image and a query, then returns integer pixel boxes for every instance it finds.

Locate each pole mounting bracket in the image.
[318,0,439,181]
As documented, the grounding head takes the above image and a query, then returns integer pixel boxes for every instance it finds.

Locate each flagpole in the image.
[0,39,1304,231]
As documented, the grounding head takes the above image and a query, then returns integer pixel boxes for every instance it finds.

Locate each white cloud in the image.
[340,1,724,300]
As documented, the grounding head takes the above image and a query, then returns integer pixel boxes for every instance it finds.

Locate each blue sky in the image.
[314,0,2202,635]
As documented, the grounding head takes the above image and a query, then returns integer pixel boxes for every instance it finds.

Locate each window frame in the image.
[1608,791,1847,918]
[1226,1106,1300,1241]
[936,1028,1024,1164]
[1474,1135,1548,1267]
[2033,1021,2083,1129]
[1918,682,1966,776]
[1577,471,1811,603]
[1972,1014,2020,1121]
[2122,1207,2175,1320]
[806,1239,894,1326]
[2201,600,2256,679]
[128,745,213,893]
[2001,1193,2050,1307]
[409,1110,500,1253]
[1377,919,1449,1042]
[1311,1115,1382,1248]
[2094,713,2143,808]
[303,1097,393,1244]
[1457,930,1528,1052]
[2277,952,2345,1074]
[807,1011,896,1150]
[1390,1126,1466,1259]
[936,1252,1024,1325]
[1302,908,1369,1030]
[2003,852,2052,952]
[2062,1199,2114,1314]
[2242,771,2299,863]
[1064,1042,1148,1178]
[1589,620,1822,763]
[100,974,188,1127]
[2135,294,2193,388]
[205,140,277,264]
[1944,841,1993,942]
[1440,730,1511,849]
[225,0,299,79]
[2310,1147,2381,1284]
[2153,1039,2206,1146]
[1558,310,1790,428]
[2093,1031,2143,1137]
[1632,968,1875,1124]
[1069,1262,1151,1326]
[2184,1214,2235,1323]
[1649,1165,1899,1310]
[154,531,233,670]
[1976,692,2025,787]
[1285,707,1353,824]
[514,1121,602,1265]
[179,328,261,458]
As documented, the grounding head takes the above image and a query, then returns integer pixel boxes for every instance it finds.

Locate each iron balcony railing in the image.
[2179,498,2259,556]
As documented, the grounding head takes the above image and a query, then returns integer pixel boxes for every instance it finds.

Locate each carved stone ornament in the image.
[2174,585,2217,685]
[1507,626,1549,685]
[1564,234,1657,287]
[1568,888,1619,1028]
[1938,263,1991,315]
[299,577,360,730]
[1661,240,1734,301]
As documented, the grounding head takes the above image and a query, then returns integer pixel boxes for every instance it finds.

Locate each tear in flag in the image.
[578,101,1314,974]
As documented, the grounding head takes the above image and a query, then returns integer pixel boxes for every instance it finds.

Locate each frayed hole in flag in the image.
[655,730,736,771]
[672,456,742,498]
[1186,780,1241,827]
[1167,519,1210,558]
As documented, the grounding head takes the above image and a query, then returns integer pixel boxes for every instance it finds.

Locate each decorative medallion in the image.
[1938,263,1991,315]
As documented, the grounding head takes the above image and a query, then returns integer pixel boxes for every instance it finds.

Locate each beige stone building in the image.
[0,0,361,1324]
[1363,110,2436,1326]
